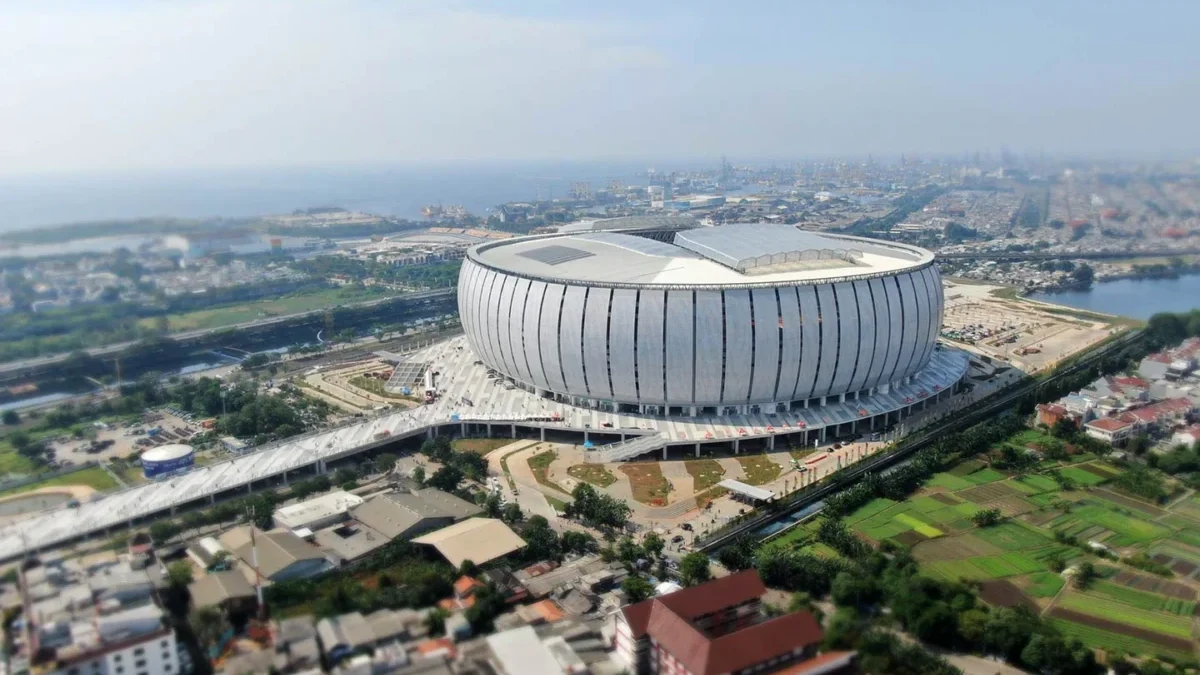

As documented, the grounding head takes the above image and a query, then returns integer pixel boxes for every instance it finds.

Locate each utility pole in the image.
[249,506,265,618]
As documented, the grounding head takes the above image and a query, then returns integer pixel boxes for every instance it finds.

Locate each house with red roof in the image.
[1084,416,1135,445]
[612,570,854,675]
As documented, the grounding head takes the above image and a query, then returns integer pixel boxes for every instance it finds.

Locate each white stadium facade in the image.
[459,221,944,416]
[0,220,970,561]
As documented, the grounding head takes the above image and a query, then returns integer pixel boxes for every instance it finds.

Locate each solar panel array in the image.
[515,245,596,266]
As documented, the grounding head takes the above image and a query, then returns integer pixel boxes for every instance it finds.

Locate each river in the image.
[1029,274,1200,319]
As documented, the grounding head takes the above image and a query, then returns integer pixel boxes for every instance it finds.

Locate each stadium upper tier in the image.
[459,223,943,411]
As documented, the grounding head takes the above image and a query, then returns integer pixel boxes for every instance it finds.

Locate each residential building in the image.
[612,570,851,675]
[1172,424,1200,448]
[1035,403,1072,428]
[411,518,527,568]
[17,556,180,675]
[188,570,258,615]
[1083,417,1135,445]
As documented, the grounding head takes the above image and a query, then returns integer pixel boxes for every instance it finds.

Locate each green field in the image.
[1057,466,1110,486]
[845,498,898,524]
[1049,619,1194,661]
[894,513,943,537]
[0,466,119,497]
[138,286,398,333]
[1025,572,1065,598]
[1087,579,1167,611]
[973,522,1055,551]
[927,472,974,490]
[1016,474,1060,493]
[1058,593,1194,639]
[964,468,1007,484]
[926,552,1043,581]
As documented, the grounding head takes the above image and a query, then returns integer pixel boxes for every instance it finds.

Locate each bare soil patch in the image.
[912,534,1003,562]
[980,580,1037,611]
[894,531,929,547]
[1047,608,1196,653]
[930,493,961,505]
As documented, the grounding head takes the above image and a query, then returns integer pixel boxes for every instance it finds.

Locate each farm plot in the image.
[1171,497,1200,521]
[1049,610,1195,660]
[964,468,1007,485]
[1057,466,1110,487]
[927,472,973,490]
[1016,474,1060,494]
[845,498,898,525]
[924,552,1043,581]
[1110,570,1196,600]
[1057,593,1194,639]
[1067,502,1171,545]
[947,459,985,476]
[958,481,1023,504]
[1087,580,1171,611]
[912,534,1003,562]
[979,579,1037,610]
[1149,544,1200,578]
[1090,488,1166,517]
[1024,572,1065,598]
[894,513,943,537]
[973,522,1055,551]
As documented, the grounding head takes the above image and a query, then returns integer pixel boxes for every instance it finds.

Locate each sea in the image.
[0,161,708,234]
[1029,275,1200,320]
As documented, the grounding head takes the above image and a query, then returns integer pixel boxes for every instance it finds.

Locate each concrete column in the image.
[511,424,517,439]
[317,460,326,474]
[662,446,668,460]
[870,415,877,430]
[819,426,827,443]
[803,399,809,408]
[426,427,434,440]
[850,420,857,433]
[246,482,253,494]
[461,423,467,436]
[540,427,546,441]
[734,439,740,454]
[209,494,216,505]
[486,423,492,436]
[695,443,701,458]
[584,431,589,443]
[820,396,827,406]
[621,433,626,442]
[768,435,775,450]
[282,471,288,486]
[839,393,846,403]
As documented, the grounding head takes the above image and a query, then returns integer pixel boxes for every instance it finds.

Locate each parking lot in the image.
[48,409,206,468]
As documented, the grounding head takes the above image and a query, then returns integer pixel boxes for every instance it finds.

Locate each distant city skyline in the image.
[0,0,1197,174]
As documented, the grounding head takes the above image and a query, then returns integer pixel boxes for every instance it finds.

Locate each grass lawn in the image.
[684,459,725,491]
[526,450,569,495]
[694,486,728,510]
[736,454,781,485]
[140,286,398,333]
[925,552,1042,581]
[451,438,514,455]
[1017,475,1060,493]
[567,463,617,488]
[619,463,671,506]
[1026,572,1065,598]
[762,523,813,551]
[0,444,37,475]
[0,466,119,497]
[545,495,569,512]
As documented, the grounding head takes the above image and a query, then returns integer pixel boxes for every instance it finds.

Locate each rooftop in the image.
[272,490,363,529]
[470,224,932,288]
[411,517,527,568]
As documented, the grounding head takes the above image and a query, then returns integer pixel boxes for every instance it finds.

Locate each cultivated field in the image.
[767,424,1200,661]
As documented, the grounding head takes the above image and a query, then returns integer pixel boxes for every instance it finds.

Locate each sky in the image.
[1,0,1197,174]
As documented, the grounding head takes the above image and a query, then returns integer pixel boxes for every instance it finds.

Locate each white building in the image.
[274,491,364,532]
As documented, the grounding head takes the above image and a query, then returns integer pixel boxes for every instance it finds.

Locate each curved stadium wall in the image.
[457,237,943,413]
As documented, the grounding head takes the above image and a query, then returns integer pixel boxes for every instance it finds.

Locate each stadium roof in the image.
[471,224,932,288]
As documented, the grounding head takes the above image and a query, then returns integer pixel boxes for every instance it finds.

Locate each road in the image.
[697,327,1145,553]
[0,287,456,374]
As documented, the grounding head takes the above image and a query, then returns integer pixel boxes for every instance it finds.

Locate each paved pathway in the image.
[715,458,747,482]
[659,461,694,499]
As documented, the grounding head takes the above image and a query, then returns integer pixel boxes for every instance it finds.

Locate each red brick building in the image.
[612,570,854,675]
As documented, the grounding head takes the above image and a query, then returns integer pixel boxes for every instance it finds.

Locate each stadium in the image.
[140,443,196,478]
[458,221,944,416]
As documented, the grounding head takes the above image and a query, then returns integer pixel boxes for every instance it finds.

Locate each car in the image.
[680,523,693,531]
[671,535,684,543]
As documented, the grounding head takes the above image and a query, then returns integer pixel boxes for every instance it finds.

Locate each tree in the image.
[970,508,1004,528]
[459,560,479,578]
[678,552,712,587]
[189,607,228,653]
[166,561,193,588]
[1051,416,1077,440]
[830,571,881,608]
[1072,263,1095,288]
[560,530,596,556]
[412,465,426,485]
[823,607,862,650]
[616,536,645,565]
[501,502,524,524]
[425,465,463,492]
[375,453,398,474]
[642,532,665,559]
[521,516,561,562]
[957,608,989,645]
[1073,561,1097,590]
[2,410,19,426]
[621,575,654,603]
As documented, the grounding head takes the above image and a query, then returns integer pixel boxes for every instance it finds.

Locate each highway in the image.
[696,327,1146,554]
[0,287,457,375]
